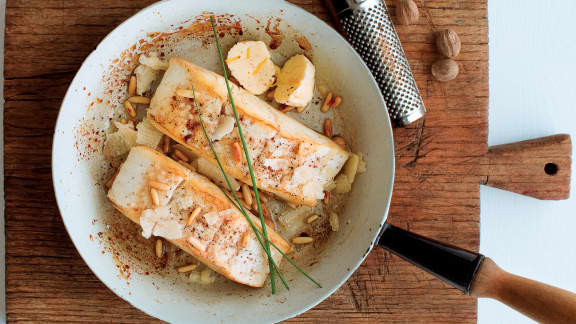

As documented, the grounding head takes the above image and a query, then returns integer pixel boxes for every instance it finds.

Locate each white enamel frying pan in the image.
[52,0,576,322]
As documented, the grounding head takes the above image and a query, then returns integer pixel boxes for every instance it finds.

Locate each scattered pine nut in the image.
[225,56,241,64]
[266,89,275,101]
[330,96,342,108]
[323,191,330,204]
[242,184,253,206]
[307,215,319,224]
[155,239,164,258]
[332,136,347,150]
[124,100,136,118]
[246,47,251,59]
[324,119,332,137]
[173,149,189,162]
[162,135,170,153]
[321,92,333,113]
[329,212,340,232]
[280,104,295,113]
[232,142,242,163]
[105,169,119,189]
[252,58,267,75]
[128,75,137,96]
[292,236,314,244]
[240,231,251,248]
[176,89,194,98]
[127,96,151,104]
[150,188,161,206]
[187,207,202,226]
[261,204,270,218]
[177,264,198,273]
[287,202,299,209]
[251,189,268,203]
[149,180,170,191]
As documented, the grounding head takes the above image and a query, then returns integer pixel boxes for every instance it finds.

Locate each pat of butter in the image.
[227,41,277,95]
[274,54,315,108]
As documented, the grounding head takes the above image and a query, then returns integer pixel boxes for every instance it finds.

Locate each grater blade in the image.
[325,0,426,126]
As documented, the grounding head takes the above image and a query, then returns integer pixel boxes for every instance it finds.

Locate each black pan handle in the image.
[378,223,485,294]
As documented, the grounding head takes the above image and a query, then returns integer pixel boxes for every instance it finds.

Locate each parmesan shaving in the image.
[136,118,164,148]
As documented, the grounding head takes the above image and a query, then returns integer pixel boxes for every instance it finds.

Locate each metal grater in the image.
[324,0,426,126]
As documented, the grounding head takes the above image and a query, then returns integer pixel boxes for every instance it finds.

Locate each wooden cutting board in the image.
[5,0,554,322]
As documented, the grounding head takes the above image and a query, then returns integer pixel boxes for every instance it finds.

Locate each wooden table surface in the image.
[4,0,487,322]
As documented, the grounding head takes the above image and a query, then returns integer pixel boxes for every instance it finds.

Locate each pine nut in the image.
[176,89,194,98]
[232,142,242,163]
[306,215,319,224]
[187,207,202,226]
[240,231,251,248]
[324,119,332,137]
[150,188,161,206]
[127,96,151,104]
[155,239,164,258]
[124,100,136,118]
[330,96,342,108]
[251,190,268,203]
[162,135,170,153]
[292,236,313,244]
[173,149,189,162]
[330,212,340,232]
[332,136,347,150]
[242,184,252,206]
[128,75,137,96]
[321,92,333,113]
[279,104,295,113]
[323,191,330,204]
[177,264,198,273]
[149,180,170,191]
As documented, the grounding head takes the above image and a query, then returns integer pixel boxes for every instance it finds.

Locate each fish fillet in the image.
[107,146,291,287]
[147,58,349,206]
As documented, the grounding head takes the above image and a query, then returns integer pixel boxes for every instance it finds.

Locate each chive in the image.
[209,16,277,292]
[225,193,322,288]
[189,85,285,292]
[187,16,321,291]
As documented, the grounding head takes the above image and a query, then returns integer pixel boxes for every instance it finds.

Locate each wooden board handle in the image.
[471,258,576,324]
[484,134,571,200]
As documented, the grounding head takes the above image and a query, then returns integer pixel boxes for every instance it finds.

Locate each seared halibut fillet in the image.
[107,146,291,287]
[148,58,349,206]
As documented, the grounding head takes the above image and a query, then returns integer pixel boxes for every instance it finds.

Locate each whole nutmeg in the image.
[431,59,459,82]
[396,0,419,25]
[436,29,461,58]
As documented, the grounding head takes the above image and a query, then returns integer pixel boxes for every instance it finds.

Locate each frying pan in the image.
[52,0,576,322]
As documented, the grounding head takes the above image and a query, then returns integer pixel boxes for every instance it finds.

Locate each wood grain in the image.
[4,0,487,323]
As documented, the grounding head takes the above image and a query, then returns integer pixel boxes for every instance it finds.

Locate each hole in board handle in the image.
[544,163,559,175]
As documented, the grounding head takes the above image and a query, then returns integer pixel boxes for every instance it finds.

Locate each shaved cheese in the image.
[140,206,184,240]
[136,118,164,148]
[103,122,137,159]
[212,115,236,141]
[139,53,169,70]
[134,64,159,95]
